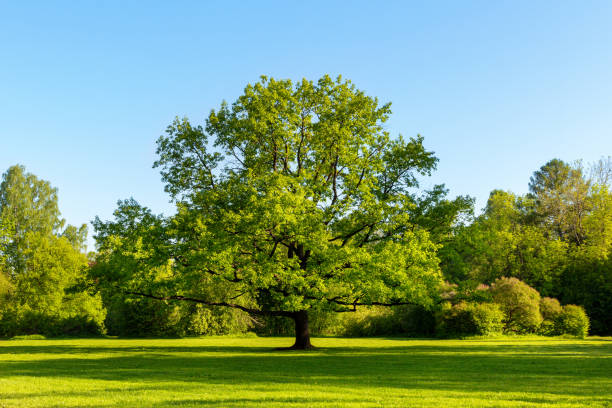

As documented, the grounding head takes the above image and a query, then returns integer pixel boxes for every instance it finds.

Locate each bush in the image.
[255,306,435,338]
[538,297,563,336]
[104,296,252,337]
[490,277,542,333]
[556,305,589,338]
[396,305,436,337]
[0,306,105,338]
[540,297,562,320]
[181,303,253,336]
[332,305,435,338]
[436,302,504,338]
[342,307,400,337]
[254,308,398,338]
[470,302,505,336]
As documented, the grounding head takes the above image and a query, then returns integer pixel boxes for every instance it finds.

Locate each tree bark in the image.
[289,310,314,349]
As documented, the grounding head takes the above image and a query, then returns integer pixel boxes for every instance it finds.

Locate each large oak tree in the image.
[93,76,444,348]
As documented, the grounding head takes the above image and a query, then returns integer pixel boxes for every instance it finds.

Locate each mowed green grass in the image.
[0,337,611,407]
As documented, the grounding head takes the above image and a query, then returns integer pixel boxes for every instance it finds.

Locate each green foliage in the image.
[61,224,89,252]
[440,191,568,294]
[94,75,445,346]
[245,305,436,338]
[559,254,612,335]
[104,295,182,337]
[341,307,399,337]
[469,302,505,336]
[540,297,563,321]
[440,158,612,335]
[0,165,64,274]
[184,303,253,336]
[436,301,504,338]
[0,306,104,338]
[538,297,563,335]
[0,233,107,338]
[103,295,252,337]
[529,159,591,245]
[394,305,437,337]
[0,166,106,337]
[406,184,474,244]
[490,277,542,334]
[556,305,590,338]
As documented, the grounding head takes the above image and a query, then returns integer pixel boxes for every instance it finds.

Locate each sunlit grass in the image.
[0,336,610,407]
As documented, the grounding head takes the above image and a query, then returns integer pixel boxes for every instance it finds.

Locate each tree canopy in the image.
[93,75,447,348]
[0,165,105,337]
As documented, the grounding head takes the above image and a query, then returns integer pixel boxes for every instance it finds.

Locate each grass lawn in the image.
[0,336,611,407]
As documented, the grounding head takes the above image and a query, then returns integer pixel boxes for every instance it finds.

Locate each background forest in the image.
[1,155,608,339]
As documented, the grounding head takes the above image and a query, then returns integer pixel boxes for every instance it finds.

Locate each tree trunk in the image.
[290,310,314,349]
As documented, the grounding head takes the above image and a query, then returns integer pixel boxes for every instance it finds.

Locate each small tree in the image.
[93,76,444,349]
[490,277,542,333]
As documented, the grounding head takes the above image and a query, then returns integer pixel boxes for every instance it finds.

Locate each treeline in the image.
[0,157,610,338]
[440,158,612,335]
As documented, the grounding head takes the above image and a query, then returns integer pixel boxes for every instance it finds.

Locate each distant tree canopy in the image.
[0,165,105,337]
[92,75,467,348]
[440,157,612,334]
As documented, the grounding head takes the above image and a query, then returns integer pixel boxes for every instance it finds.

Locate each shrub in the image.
[556,305,589,338]
[436,302,504,338]
[182,303,253,336]
[538,297,563,336]
[104,296,252,337]
[0,305,105,338]
[256,305,436,338]
[470,302,505,336]
[395,305,436,337]
[342,307,399,337]
[540,297,563,320]
[332,305,435,338]
[490,277,542,333]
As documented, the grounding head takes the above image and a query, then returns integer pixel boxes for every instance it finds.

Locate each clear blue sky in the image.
[1,1,611,250]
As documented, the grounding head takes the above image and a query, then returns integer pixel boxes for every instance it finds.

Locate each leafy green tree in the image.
[0,218,12,297]
[93,75,444,349]
[538,296,563,335]
[490,277,542,333]
[0,165,105,336]
[529,159,593,245]
[529,159,573,198]
[0,165,64,275]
